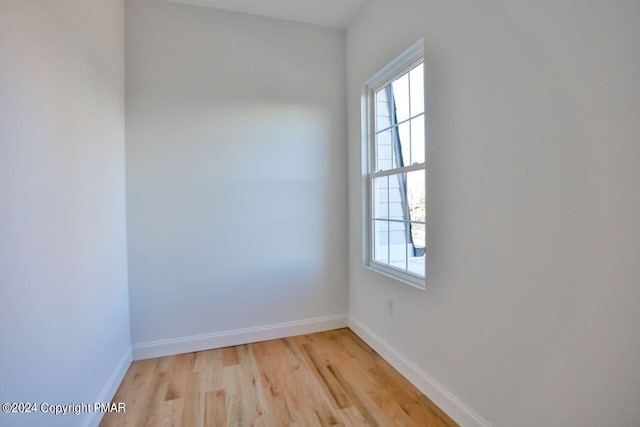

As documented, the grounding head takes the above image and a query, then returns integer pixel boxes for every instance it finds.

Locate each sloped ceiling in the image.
[163,0,369,29]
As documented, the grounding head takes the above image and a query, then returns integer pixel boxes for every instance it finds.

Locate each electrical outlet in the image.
[386,298,393,315]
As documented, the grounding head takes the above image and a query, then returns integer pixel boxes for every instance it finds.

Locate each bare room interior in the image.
[1,0,639,426]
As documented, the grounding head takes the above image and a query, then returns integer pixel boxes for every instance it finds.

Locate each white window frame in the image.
[362,39,426,290]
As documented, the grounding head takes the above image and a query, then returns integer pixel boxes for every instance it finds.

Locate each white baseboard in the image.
[348,317,491,427]
[82,347,132,427]
[132,314,348,361]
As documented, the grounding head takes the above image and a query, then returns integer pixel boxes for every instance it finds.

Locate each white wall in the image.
[347,1,640,426]
[126,0,348,350]
[0,1,131,426]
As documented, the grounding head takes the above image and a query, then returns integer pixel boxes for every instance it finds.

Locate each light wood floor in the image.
[100,328,457,427]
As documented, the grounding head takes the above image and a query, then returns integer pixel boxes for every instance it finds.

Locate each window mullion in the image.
[371,163,424,178]
[372,218,425,224]
[374,112,424,135]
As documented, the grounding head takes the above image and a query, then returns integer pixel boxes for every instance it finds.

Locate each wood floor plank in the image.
[225,394,243,426]
[283,337,344,426]
[222,365,246,426]
[236,344,270,423]
[329,351,423,427]
[368,363,455,427]
[337,406,370,427]
[324,362,386,427]
[298,342,353,409]
[140,372,173,427]
[194,349,220,373]
[180,371,205,427]
[249,413,282,427]
[291,406,329,427]
[222,347,239,367]
[165,353,195,401]
[156,354,175,373]
[99,328,458,427]
[202,349,225,392]
[204,389,226,427]
[250,340,300,425]
[157,398,184,427]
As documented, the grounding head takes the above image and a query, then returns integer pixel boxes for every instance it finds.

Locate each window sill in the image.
[366,262,426,291]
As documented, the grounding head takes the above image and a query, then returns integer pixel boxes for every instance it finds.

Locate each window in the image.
[364,40,426,289]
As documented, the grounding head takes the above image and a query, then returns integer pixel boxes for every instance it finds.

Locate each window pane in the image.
[411,222,425,249]
[375,129,393,171]
[391,72,410,123]
[409,63,424,116]
[408,223,425,276]
[389,220,407,235]
[387,173,407,221]
[397,121,411,167]
[373,176,388,219]
[372,169,425,277]
[407,170,425,223]
[389,220,408,271]
[373,220,389,264]
[375,87,392,131]
[410,115,425,165]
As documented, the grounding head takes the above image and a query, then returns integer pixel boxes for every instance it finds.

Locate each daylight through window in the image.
[365,43,425,289]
